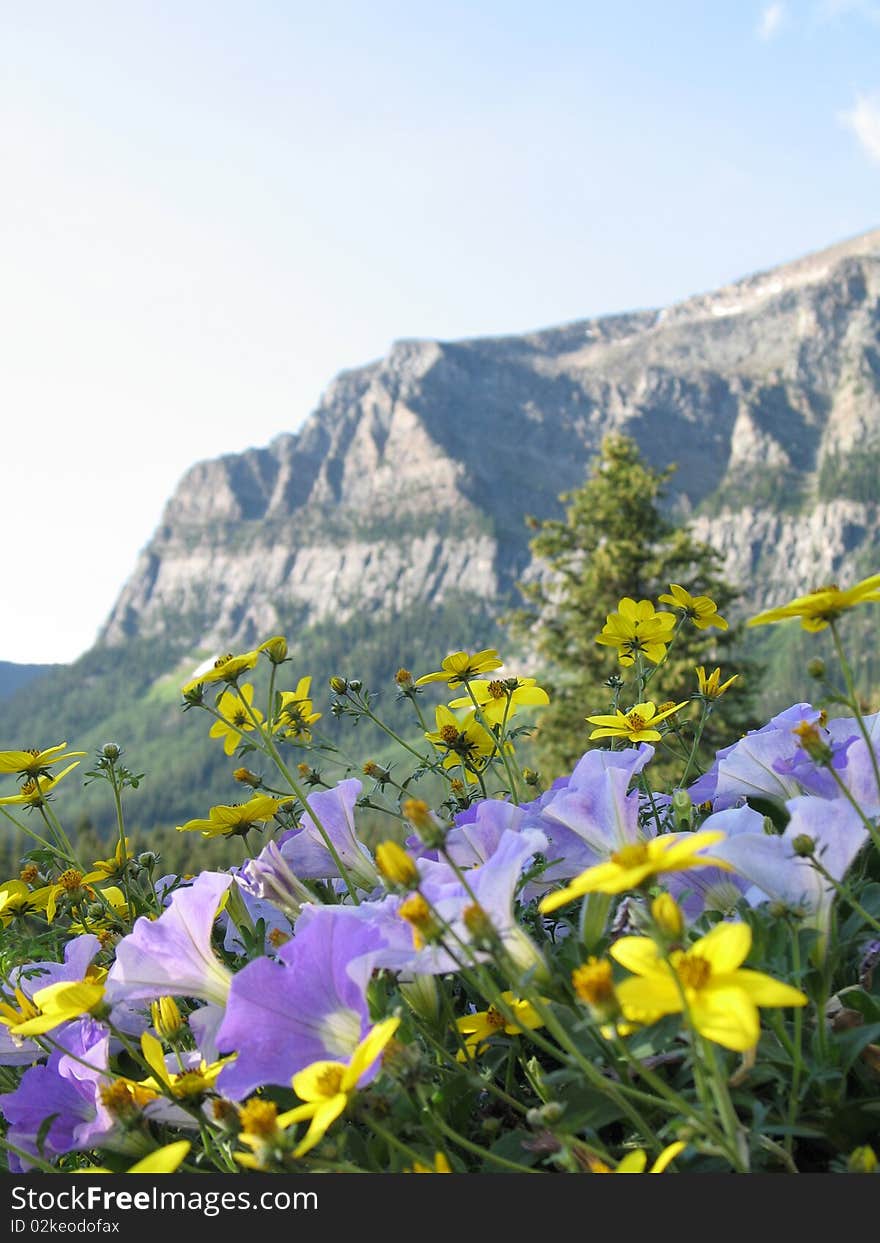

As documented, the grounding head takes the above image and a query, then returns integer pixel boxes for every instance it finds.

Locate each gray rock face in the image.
[101,229,880,651]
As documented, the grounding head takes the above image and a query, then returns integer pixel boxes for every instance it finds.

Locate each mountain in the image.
[0,663,58,702]
[100,228,880,653]
[3,228,880,841]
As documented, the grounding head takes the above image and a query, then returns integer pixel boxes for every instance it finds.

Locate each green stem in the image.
[830,621,880,802]
[463,679,522,802]
[0,805,69,858]
[786,929,804,1160]
[428,1114,544,1173]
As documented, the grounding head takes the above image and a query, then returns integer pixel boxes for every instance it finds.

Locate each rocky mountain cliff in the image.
[101,229,880,657]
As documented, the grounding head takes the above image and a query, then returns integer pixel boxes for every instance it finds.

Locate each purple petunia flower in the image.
[276,779,380,892]
[215,904,385,1099]
[105,871,233,1006]
[688,703,822,809]
[0,1020,117,1170]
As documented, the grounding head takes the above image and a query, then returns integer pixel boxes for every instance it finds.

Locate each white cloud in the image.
[757,2,786,39]
[839,92,880,163]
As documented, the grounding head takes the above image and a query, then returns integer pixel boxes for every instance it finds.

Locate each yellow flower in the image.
[747,573,880,632]
[234,1099,283,1170]
[611,921,807,1051]
[208,684,263,756]
[0,762,80,807]
[181,648,260,697]
[595,599,676,667]
[0,979,105,1037]
[587,700,687,743]
[139,1031,230,1098]
[177,794,282,838]
[89,838,132,880]
[78,1141,191,1175]
[448,677,549,725]
[539,830,730,912]
[456,992,544,1059]
[695,666,739,700]
[591,1141,687,1174]
[44,868,92,922]
[571,958,619,1022]
[424,705,496,782]
[658,585,728,630]
[277,1017,400,1158]
[0,743,86,778]
[415,649,504,687]
[0,880,50,925]
[409,1152,452,1173]
[274,677,322,741]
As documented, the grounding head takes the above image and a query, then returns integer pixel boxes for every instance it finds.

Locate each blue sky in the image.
[2,0,879,662]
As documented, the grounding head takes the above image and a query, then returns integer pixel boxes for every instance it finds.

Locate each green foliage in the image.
[0,597,499,845]
[507,433,760,778]
[817,447,880,503]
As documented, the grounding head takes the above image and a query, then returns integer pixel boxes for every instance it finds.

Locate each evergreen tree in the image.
[508,433,758,780]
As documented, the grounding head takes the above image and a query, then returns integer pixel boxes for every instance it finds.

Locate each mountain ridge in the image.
[98,227,880,660]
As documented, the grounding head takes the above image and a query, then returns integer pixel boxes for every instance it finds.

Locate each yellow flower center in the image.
[19,779,40,801]
[485,1006,506,1030]
[59,869,84,892]
[572,958,616,1007]
[439,724,461,745]
[268,928,291,948]
[172,1070,211,1097]
[611,843,649,869]
[99,1080,155,1117]
[214,653,235,669]
[316,1066,345,1096]
[19,864,39,884]
[26,748,41,759]
[674,952,712,990]
[487,681,506,700]
[238,1099,279,1137]
[625,712,647,732]
[395,668,413,685]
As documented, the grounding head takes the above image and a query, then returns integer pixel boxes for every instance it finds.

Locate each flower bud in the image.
[522,767,540,787]
[399,973,441,1025]
[792,721,832,765]
[233,767,262,787]
[101,743,122,762]
[671,788,692,829]
[651,892,684,939]
[348,679,363,694]
[395,668,414,688]
[151,996,184,1040]
[462,902,496,947]
[402,798,447,849]
[792,834,816,858]
[136,851,159,869]
[375,840,419,889]
[259,636,288,664]
[329,676,348,695]
[847,1145,878,1174]
[806,657,826,680]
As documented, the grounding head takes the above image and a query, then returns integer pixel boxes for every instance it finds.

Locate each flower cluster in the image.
[1,576,880,1176]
